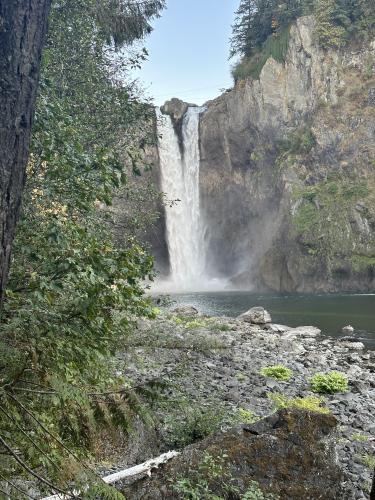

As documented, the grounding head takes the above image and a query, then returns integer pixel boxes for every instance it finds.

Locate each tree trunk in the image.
[0,0,51,304]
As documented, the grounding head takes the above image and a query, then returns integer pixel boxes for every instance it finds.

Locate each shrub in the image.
[173,453,277,499]
[261,365,293,381]
[360,454,375,469]
[165,407,226,449]
[237,408,258,424]
[280,127,316,155]
[268,393,331,414]
[352,433,369,442]
[310,371,348,394]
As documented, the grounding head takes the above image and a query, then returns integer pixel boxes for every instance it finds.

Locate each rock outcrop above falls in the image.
[198,16,375,292]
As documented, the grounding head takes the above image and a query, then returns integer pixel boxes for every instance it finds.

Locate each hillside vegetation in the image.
[231,0,375,81]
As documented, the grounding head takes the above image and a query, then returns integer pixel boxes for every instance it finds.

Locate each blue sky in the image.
[133,0,239,105]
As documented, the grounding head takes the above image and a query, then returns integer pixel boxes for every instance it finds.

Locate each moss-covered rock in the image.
[120,409,347,499]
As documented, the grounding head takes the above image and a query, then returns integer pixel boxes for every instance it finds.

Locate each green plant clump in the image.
[173,453,278,499]
[360,454,375,469]
[268,393,331,414]
[352,433,369,443]
[310,371,349,394]
[261,365,293,381]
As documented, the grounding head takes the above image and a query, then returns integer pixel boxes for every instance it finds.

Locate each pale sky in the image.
[133,0,239,106]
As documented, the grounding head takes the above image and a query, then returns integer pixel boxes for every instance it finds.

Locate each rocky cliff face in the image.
[198,16,375,292]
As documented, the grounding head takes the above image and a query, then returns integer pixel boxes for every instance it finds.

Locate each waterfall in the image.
[156,106,206,290]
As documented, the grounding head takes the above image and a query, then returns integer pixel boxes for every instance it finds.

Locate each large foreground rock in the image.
[120,409,346,499]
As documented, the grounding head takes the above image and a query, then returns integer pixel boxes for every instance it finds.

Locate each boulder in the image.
[172,305,199,317]
[340,341,365,350]
[284,326,322,338]
[342,325,354,334]
[120,409,347,499]
[238,306,272,325]
[264,323,291,333]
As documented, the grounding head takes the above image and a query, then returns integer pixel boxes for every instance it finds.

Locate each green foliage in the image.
[261,365,293,381]
[314,0,375,48]
[351,255,375,272]
[237,408,258,424]
[310,371,349,394]
[232,28,290,81]
[0,0,165,493]
[268,393,331,414]
[280,127,316,155]
[173,453,277,499]
[292,178,372,272]
[230,0,375,80]
[165,407,227,449]
[360,454,375,469]
[95,0,165,47]
[352,433,369,443]
[170,315,231,332]
[230,0,302,59]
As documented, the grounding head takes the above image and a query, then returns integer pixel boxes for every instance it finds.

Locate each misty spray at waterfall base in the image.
[155,107,227,292]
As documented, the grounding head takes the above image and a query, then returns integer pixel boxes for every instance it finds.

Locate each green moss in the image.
[351,254,375,272]
[292,177,373,274]
[310,371,348,394]
[268,393,331,414]
[261,365,293,381]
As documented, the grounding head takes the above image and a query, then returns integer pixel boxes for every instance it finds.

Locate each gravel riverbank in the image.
[117,308,375,498]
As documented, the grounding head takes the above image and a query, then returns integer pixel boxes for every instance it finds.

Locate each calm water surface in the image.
[166,292,375,349]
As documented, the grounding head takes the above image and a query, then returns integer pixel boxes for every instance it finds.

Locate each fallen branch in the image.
[42,450,180,500]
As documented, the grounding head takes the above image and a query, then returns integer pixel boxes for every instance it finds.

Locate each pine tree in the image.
[314,0,348,48]
[230,0,258,58]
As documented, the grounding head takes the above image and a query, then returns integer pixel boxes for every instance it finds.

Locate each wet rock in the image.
[238,306,272,325]
[120,410,346,499]
[342,325,355,334]
[264,323,290,333]
[284,326,322,338]
[340,341,365,350]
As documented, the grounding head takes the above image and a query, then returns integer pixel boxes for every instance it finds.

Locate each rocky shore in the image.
[115,306,375,499]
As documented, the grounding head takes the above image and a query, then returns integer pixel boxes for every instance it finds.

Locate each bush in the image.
[173,453,277,499]
[261,365,293,381]
[268,393,331,414]
[310,371,349,394]
[165,407,226,449]
[280,127,316,155]
[360,454,375,469]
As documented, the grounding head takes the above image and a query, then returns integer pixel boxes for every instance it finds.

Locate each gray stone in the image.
[238,306,272,325]
[264,323,290,333]
[284,326,322,338]
[342,325,355,334]
[172,305,199,317]
[340,342,365,350]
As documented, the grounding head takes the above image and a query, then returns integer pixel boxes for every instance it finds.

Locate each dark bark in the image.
[0,0,51,304]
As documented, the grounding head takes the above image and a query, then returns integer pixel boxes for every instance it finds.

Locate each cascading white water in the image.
[156,106,206,290]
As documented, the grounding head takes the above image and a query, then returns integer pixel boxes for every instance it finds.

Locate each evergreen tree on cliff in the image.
[230,0,257,57]
[0,0,52,304]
